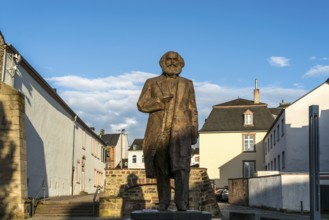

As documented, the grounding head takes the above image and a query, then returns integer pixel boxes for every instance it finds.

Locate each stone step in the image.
[34,202,99,217]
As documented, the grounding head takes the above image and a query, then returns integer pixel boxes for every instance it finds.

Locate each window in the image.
[76,160,81,183]
[102,147,106,162]
[132,155,137,163]
[271,161,273,170]
[274,158,277,170]
[142,155,144,163]
[270,134,273,149]
[282,151,285,169]
[278,155,281,171]
[264,141,267,155]
[244,110,253,126]
[94,169,103,187]
[274,130,276,145]
[281,118,285,136]
[82,130,86,150]
[267,138,270,152]
[243,161,255,178]
[277,125,280,142]
[243,134,255,151]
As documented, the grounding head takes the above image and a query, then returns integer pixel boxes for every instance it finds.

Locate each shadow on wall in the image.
[219,140,264,188]
[25,116,48,199]
[235,110,329,213]
[0,101,19,218]
[248,174,308,211]
[119,173,146,214]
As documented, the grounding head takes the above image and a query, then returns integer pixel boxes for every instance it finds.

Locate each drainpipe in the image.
[71,115,78,195]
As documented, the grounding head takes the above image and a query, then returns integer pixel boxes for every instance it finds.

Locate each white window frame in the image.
[244,110,254,126]
[243,134,255,152]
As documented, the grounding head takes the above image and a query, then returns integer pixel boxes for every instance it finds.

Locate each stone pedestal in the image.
[129,210,212,220]
[100,168,221,218]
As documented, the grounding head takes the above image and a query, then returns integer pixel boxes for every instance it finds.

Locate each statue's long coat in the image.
[137,74,198,178]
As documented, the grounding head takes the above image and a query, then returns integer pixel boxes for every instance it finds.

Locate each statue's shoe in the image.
[158,204,169,211]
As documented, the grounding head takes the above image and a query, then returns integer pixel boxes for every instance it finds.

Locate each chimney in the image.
[253,79,260,104]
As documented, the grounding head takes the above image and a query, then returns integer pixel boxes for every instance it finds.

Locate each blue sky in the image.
[1,1,329,142]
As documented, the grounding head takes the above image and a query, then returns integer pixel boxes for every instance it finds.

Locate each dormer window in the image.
[244,109,254,126]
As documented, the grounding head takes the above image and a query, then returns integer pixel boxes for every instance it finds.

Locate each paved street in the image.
[28,200,329,220]
[217,202,329,220]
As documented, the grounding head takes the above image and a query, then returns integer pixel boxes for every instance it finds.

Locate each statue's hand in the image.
[161,94,173,103]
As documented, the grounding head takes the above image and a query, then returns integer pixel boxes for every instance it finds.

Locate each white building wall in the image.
[281,174,309,211]
[128,150,144,169]
[285,83,329,172]
[266,82,329,172]
[249,173,310,211]
[191,154,199,166]
[114,133,129,168]
[249,175,282,209]
[264,112,287,171]
[73,126,105,195]
[4,52,105,197]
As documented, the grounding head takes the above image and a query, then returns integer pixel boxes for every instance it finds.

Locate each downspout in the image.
[71,115,78,195]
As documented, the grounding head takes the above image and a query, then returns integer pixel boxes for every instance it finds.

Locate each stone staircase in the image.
[33,194,99,217]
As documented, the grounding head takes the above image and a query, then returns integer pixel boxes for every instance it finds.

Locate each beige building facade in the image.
[199,84,276,188]
[200,131,267,188]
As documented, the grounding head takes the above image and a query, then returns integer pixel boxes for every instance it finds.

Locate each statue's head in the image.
[159,51,185,77]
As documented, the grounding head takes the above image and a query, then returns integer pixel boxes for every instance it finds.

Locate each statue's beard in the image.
[162,65,182,77]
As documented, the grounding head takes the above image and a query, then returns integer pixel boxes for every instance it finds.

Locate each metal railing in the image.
[31,181,46,216]
[93,185,102,217]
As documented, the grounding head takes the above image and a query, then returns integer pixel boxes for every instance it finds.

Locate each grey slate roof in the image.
[129,139,143,151]
[269,108,283,117]
[200,98,275,132]
[100,134,120,146]
[215,98,266,107]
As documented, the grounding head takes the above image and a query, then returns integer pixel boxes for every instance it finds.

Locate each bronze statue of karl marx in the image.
[137,51,198,211]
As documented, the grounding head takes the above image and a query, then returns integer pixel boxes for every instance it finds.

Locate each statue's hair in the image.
[159,51,185,69]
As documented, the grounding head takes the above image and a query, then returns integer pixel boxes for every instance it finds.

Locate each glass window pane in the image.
[244,135,255,151]
[243,161,255,178]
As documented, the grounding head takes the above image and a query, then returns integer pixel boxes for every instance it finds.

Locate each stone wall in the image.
[228,178,249,206]
[99,168,221,218]
[0,82,28,219]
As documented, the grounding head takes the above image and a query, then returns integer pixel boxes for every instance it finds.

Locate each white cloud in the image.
[267,56,290,67]
[47,71,155,91]
[48,72,306,143]
[304,65,329,77]
[309,56,329,61]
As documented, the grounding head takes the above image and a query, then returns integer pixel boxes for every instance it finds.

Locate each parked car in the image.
[215,188,229,202]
